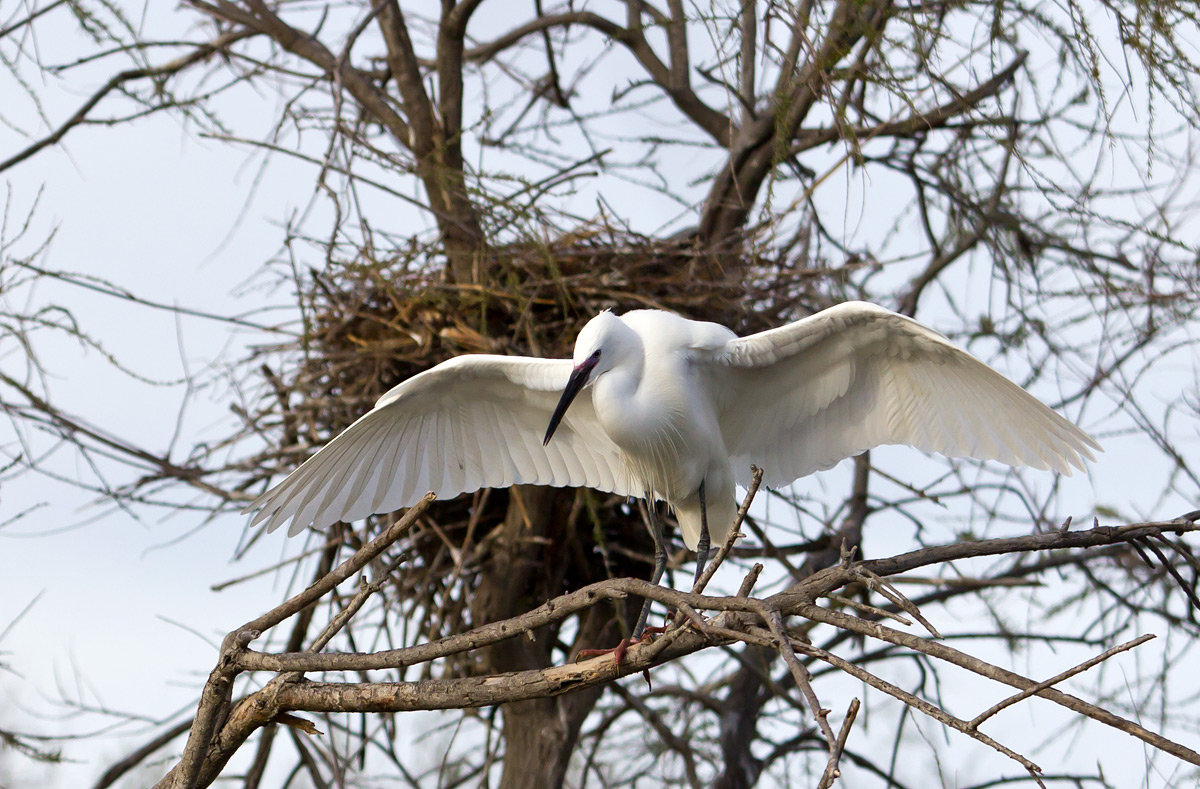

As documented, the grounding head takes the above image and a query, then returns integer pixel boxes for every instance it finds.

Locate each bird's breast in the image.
[592,366,720,501]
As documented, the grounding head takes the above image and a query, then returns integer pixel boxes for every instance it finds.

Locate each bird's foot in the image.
[575,624,669,667]
[576,638,636,666]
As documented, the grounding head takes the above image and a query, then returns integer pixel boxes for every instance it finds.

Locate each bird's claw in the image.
[576,624,670,667]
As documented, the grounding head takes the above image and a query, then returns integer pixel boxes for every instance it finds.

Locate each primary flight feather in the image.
[248,302,1099,549]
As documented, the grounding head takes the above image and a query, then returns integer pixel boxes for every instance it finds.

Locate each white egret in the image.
[248,302,1099,632]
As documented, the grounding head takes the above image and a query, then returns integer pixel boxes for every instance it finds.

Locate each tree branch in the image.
[0,29,254,174]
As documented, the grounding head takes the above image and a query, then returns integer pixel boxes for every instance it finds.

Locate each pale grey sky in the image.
[1,2,1197,787]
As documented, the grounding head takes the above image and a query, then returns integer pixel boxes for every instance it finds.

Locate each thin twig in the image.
[693,465,764,594]
[817,698,860,789]
[852,566,941,638]
[968,634,1156,730]
[762,609,838,746]
[165,495,432,789]
[823,593,913,626]
[773,631,1046,784]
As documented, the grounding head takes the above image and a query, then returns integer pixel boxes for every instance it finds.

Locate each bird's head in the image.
[543,311,623,445]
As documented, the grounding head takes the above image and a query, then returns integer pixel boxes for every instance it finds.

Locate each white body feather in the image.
[248,302,1100,547]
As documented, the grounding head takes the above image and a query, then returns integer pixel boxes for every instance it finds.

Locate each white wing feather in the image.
[248,355,636,536]
[712,302,1100,488]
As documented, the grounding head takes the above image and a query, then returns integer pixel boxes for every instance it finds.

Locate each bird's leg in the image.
[633,499,668,638]
[693,479,711,588]
[578,500,669,665]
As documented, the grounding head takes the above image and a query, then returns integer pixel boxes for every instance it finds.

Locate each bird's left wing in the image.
[247,355,636,536]
[707,302,1100,489]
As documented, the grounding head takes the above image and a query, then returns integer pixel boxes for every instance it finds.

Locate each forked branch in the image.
[150,512,1200,787]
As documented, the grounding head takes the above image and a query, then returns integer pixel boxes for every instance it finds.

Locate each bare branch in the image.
[968,634,1157,730]
[0,29,253,174]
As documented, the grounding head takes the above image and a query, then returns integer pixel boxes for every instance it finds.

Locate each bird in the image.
[247,302,1099,633]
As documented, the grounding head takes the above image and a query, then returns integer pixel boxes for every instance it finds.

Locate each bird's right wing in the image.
[247,355,636,536]
[709,302,1100,488]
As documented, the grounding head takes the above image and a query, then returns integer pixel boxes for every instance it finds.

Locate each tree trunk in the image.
[472,487,632,786]
[497,688,606,788]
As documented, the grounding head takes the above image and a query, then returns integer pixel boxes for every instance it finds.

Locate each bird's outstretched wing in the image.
[247,355,636,536]
[710,302,1100,488]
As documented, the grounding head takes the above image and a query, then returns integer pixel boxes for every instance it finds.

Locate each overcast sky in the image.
[2,3,1198,787]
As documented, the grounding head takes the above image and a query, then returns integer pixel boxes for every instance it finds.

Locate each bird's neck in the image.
[592,341,650,445]
[600,344,644,401]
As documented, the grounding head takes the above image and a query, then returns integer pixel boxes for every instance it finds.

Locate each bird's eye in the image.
[590,350,601,360]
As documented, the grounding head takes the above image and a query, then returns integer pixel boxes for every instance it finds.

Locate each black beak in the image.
[544,357,597,445]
